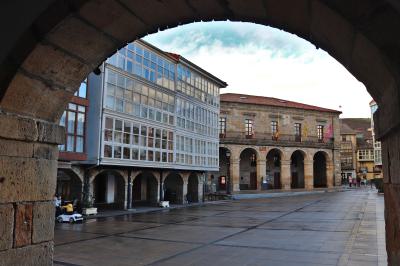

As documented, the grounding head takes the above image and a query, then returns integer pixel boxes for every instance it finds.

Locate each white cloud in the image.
[145,22,372,118]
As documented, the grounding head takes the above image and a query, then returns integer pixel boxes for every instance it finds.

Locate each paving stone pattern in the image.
[54,189,386,266]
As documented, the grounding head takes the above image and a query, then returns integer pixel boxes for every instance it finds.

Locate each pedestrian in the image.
[356,176,361,187]
[55,195,62,217]
[349,176,352,187]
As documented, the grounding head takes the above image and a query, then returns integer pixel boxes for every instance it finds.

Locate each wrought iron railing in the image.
[220,131,334,148]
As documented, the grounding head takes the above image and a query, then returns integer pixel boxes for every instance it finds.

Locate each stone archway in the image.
[239,148,258,190]
[164,173,184,204]
[132,171,159,206]
[92,170,126,210]
[313,151,328,188]
[290,150,305,189]
[266,148,283,189]
[1,1,400,264]
[187,173,199,203]
[56,169,83,203]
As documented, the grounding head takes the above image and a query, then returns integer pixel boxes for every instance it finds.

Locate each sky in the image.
[144,21,372,118]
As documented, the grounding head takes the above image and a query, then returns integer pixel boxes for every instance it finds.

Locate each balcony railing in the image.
[220,131,334,148]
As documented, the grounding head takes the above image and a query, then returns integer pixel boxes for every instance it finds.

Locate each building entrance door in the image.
[250,172,257,190]
[219,176,226,190]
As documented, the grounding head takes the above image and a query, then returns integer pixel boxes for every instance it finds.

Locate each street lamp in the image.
[226,150,231,194]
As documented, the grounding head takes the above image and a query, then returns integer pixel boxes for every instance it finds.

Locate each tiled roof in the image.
[340,121,357,134]
[340,118,373,149]
[166,52,180,61]
[220,93,341,113]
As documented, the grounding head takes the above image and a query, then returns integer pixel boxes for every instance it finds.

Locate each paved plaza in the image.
[54,189,386,266]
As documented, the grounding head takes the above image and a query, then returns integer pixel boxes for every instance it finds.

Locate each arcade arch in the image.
[239,148,258,190]
[92,170,126,210]
[132,171,159,206]
[290,150,306,189]
[164,173,184,204]
[313,151,329,188]
[266,148,283,189]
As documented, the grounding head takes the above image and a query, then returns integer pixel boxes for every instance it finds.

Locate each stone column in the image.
[326,162,334,188]
[304,161,314,190]
[281,159,291,190]
[159,171,164,202]
[256,158,266,191]
[231,161,240,192]
[0,114,63,264]
[182,180,188,204]
[198,180,204,202]
[126,171,133,209]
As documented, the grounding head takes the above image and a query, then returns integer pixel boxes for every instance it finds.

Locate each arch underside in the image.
[1,0,400,264]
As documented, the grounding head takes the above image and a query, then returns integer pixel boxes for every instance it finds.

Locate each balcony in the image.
[220,131,334,149]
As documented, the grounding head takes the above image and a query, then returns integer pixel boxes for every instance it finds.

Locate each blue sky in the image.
[144,21,372,118]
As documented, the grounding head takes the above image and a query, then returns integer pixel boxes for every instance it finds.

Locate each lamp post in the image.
[226,150,231,194]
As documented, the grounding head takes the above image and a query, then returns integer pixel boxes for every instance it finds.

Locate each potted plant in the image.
[82,193,97,215]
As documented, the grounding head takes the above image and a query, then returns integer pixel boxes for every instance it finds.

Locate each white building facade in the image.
[82,40,226,209]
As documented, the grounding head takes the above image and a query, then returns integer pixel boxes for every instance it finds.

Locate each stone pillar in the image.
[198,180,204,202]
[326,162,334,188]
[304,161,314,190]
[231,161,240,192]
[182,180,188,204]
[281,159,291,190]
[159,171,164,202]
[333,149,341,186]
[126,171,133,209]
[256,158,266,191]
[0,114,63,265]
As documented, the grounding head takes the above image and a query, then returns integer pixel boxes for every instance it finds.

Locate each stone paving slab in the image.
[54,230,104,246]
[257,219,355,232]
[216,228,351,252]
[215,210,286,220]
[178,215,266,228]
[121,224,245,244]
[150,245,342,266]
[55,236,200,266]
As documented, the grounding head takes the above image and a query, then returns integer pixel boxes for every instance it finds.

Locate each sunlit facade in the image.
[57,39,226,209]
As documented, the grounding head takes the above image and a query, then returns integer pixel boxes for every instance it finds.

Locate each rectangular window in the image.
[294,123,301,141]
[59,103,86,153]
[317,125,324,142]
[245,119,254,137]
[219,117,226,137]
[271,121,278,140]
